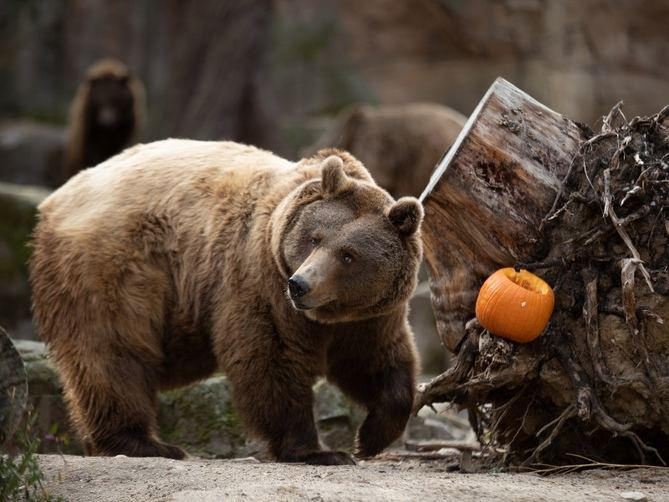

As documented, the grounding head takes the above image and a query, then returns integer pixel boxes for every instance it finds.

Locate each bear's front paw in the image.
[354,424,394,459]
[354,439,384,460]
[302,451,356,466]
[159,443,188,460]
[355,402,412,459]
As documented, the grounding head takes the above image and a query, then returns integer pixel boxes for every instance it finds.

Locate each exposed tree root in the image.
[413,325,480,414]
[526,453,667,476]
[581,268,619,387]
[554,331,665,466]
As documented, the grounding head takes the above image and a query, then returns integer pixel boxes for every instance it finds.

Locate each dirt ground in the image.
[39,454,669,501]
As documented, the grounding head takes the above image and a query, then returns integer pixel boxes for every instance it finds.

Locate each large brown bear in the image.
[62,59,146,183]
[305,103,467,198]
[30,140,423,465]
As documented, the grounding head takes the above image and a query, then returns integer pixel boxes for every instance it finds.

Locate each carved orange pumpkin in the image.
[475,268,554,343]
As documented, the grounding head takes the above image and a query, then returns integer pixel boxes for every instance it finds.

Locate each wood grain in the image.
[420,78,587,351]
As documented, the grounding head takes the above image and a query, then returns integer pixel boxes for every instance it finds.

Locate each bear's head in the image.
[271,152,423,323]
[84,60,136,129]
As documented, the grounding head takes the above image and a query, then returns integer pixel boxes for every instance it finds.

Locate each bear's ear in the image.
[387,197,424,236]
[321,155,353,196]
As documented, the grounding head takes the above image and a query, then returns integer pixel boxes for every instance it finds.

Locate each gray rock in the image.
[0,327,28,448]
[620,492,648,502]
[13,342,252,458]
[313,379,364,452]
[405,415,455,441]
[0,121,66,188]
[14,339,47,362]
[159,378,364,458]
[407,403,476,443]
[13,340,365,458]
[14,339,475,458]
[0,183,50,340]
[158,376,254,459]
[13,339,75,454]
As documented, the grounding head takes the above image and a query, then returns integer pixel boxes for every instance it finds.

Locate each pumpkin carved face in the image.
[475,268,554,343]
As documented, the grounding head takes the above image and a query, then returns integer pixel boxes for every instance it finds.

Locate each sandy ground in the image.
[38,454,669,502]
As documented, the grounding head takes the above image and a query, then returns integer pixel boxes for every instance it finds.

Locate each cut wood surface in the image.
[420,77,588,352]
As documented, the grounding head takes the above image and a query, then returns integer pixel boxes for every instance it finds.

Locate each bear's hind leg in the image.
[31,224,184,458]
[59,351,185,459]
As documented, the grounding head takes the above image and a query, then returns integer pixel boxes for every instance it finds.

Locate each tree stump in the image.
[420,77,587,352]
[417,78,669,466]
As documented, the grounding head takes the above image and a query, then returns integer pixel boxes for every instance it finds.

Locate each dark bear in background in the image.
[306,103,467,198]
[63,59,145,181]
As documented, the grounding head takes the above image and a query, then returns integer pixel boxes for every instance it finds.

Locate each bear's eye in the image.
[309,237,321,248]
[341,253,354,265]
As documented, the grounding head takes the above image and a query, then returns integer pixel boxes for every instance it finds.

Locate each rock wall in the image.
[2,1,667,158]
[273,0,669,131]
[0,121,65,188]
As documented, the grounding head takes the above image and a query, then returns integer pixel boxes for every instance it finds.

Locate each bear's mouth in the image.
[291,299,312,311]
[289,296,335,312]
[286,281,337,312]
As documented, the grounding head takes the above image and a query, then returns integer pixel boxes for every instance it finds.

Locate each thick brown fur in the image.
[30,140,423,465]
[306,103,467,198]
[63,59,146,183]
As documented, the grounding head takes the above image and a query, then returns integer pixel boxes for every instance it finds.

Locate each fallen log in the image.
[417,77,669,466]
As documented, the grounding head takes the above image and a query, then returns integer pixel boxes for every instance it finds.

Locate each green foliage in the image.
[0,410,62,502]
[0,183,46,280]
[45,422,70,450]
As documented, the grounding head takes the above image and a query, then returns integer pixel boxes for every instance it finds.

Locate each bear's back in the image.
[40,139,294,237]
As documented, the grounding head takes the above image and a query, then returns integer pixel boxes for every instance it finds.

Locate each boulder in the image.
[0,183,50,340]
[13,340,368,458]
[0,327,28,448]
[12,339,76,454]
[158,376,253,459]
[0,121,67,188]
[407,403,476,443]
[313,379,364,452]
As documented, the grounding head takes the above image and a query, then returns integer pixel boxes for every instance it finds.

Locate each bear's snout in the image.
[97,105,120,127]
[288,275,310,301]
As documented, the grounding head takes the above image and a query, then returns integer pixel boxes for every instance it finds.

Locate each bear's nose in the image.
[288,276,310,299]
